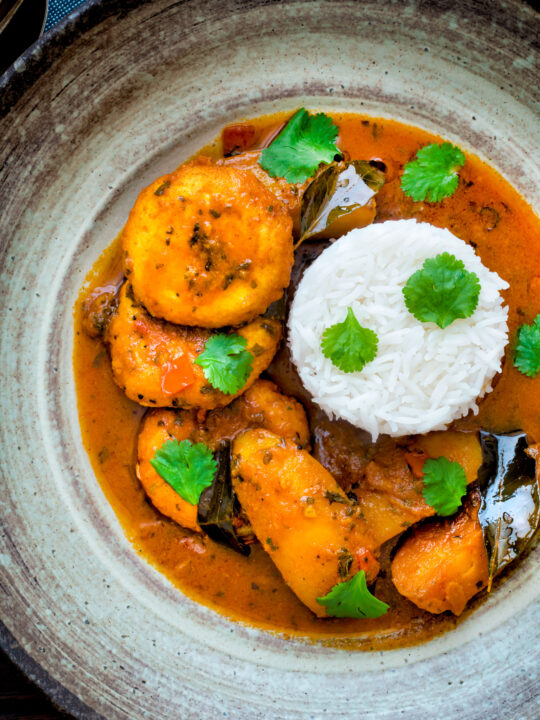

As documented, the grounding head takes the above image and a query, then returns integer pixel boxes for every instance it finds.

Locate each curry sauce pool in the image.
[74,110,540,649]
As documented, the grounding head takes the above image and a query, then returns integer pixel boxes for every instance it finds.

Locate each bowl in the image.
[0,1,538,718]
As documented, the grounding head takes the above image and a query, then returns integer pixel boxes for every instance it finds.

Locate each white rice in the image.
[288,219,509,440]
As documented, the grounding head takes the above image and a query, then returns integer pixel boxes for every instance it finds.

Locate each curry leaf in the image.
[197,444,251,556]
[299,160,385,243]
[477,431,540,590]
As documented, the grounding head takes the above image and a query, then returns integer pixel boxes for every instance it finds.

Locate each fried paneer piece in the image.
[219,151,307,235]
[137,381,309,531]
[138,411,200,531]
[353,431,482,548]
[392,492,488,615]
[214,379,310,450]
[106,283,281,409]
[231,429,379,616]
[123,160,294,327]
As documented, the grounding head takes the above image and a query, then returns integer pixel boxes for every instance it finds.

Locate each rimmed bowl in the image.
[0,1,538,718]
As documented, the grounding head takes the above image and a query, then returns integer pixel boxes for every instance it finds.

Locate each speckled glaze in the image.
[0,1,539,718]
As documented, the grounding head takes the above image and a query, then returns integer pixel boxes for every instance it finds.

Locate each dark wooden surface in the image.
[0,649,73,720]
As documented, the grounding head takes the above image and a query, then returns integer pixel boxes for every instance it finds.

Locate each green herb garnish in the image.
[321,307,378,373]
[422,456,468,516]
[259,108,340,184]
[324,490,349,505]
[514,314,540,378]
[402,252,480,329]
[337,548,354,580]
[316,570,389,619]
[154,180,171,196]
[401,142,465,202]
[151,439,217,505]
[194,334,253,394]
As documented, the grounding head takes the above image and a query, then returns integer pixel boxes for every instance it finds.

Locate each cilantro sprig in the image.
[316,570,389,619]
[259,108,340,184]
[151,439,217,505]
[402,253,480,329]
[422,456,468,516]
[401,142,465,202]
[321,307,378,373]
[195,334,253,394]
[514,314,540,378]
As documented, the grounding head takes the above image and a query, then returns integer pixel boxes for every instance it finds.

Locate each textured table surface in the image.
[1,648,72,719]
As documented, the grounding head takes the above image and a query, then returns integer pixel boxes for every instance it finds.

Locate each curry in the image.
[74,111,540,649]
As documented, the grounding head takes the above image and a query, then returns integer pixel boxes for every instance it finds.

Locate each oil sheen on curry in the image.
[74,110,540,649]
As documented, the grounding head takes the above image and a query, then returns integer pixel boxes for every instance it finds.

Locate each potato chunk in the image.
[107,283,281,409]
[123,159,293,327]
[392,493,488,615]
[356,431,482,547]
[232,429,378,616]
[137,410,200,531]
[137,381,309,532]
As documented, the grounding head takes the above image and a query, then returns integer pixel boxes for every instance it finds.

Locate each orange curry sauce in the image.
[73,113,540,649]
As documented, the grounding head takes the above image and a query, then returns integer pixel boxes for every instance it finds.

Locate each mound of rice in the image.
[288,219,509,440]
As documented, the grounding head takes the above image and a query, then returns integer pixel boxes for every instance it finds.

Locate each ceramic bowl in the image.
[0,1,538,718]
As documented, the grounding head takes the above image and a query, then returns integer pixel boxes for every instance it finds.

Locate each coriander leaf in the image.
[402,252,480,329]
[422,456,468,516]
[194,334,253,394]
[514,314,540,378]
[316,570,389,619]
[477,431,540,591]
[259,108,340,184]
[401,142,465,202]
[321,307,378,373]
[151,439,217,505]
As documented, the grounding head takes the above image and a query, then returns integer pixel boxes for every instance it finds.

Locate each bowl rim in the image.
[1,0,539,717]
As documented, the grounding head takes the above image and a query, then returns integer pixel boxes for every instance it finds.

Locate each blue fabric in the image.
[44,0,88,31]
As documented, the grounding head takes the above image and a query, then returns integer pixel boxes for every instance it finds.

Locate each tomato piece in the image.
[254,121,286,150]
[222,123,256,156]
[404,449,428,479]
[134,319,150,335]
[160,355,195,394]
[355,548,380,581]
